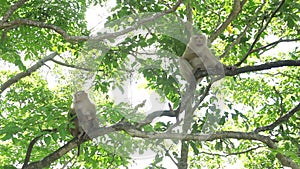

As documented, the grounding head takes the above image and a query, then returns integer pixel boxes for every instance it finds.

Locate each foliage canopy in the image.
[0,0,299,168]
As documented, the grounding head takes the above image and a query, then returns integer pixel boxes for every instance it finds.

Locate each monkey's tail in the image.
[77,144,80,156]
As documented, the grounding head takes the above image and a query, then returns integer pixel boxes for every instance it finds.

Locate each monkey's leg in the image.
[181,82,197,133]
[178,58,198,133]
[179,58,195,83]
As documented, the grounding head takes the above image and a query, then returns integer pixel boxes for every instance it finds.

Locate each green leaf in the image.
[44,136,51,145]
[215,141,223,151]
[2,133,13,141]
[190,142,200,155]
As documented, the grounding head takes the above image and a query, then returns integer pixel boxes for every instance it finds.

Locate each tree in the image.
[0,0,299,168]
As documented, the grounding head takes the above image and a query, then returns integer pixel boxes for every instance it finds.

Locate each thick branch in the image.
[115,126,299,169]
[255,103,300,133]
[24,120,300,169]
[195,60,300,79]
[0,52,58,94]
[0,0,183,43]
[22,135,43,169]
[24,138,79,169]
[226,60,300,75]
[235,0,286,66]
[276,153,300,169]
[1,0,28,22]
[179,141,188,169]
[24,126,116,169]
[210,0,247,42]
[22,129,57,169]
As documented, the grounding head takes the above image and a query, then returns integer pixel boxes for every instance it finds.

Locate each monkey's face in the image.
[192,34,206,47]
[74,91,88,102]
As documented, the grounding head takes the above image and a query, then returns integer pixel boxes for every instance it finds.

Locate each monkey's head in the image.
[191,34,206,47]
[74,91,88,102]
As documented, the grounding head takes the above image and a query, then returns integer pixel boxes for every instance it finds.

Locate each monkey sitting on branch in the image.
[68,91,99,155]
[136,34,226,130]
[179,34,224,83]
[178,34,226,132]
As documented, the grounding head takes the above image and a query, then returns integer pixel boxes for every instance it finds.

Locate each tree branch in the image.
[0,19,89,42]
[179,141,188,169]
[24,119,300,169]
[114,125,299,169]
[195,60,300,79]
[235,0,286,67]
[0,52,58,94]
[219,1,266,59]
[199,145,264,157]
[0,0,183,43]
[1,0,28,22]
[162,145,178,166]
[193,83,212,113]
[24,124,117,169]
[210,0,247,42]
[255,103,300,133]
[22,135,43,169]
[24,137,79,169]
[22,129,57,169]
[250,38,300,54]
[50,58,95,71]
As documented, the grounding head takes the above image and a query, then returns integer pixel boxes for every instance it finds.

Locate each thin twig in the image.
[210,0,247,42]
[199,145,264,157]
[219,1,266,59]
[192,82,213,113]
[50,59,95,71]
[250,38,300,54]
[235,0,286,66]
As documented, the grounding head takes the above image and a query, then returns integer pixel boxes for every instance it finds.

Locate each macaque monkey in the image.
[73,91,99,136]
[179,34,224,133]
[69,91,99,155]
[179,34,224,83]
